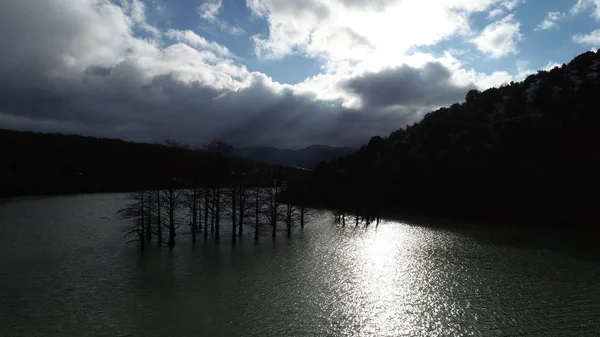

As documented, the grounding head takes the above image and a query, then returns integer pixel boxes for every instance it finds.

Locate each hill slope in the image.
[234,145,356,169]
[282,51,600,228]
[0,130,286,197]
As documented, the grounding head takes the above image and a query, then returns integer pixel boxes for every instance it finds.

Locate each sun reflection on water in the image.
[322,218,478,337]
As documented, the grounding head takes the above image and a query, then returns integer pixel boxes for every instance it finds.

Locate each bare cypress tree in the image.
[161,139,188,247]
[210,191,215,234]
[117,191,146,250]
[146,191,152,243]
[140,190,145,239]
[263,173,281,238]
[231,185,237,243]
[163,184,182,248]
[285,203,294,238]
[203,189,209,239]
[254,176,260,241]
[203,140,234,242]
[155,189,163,245]
[197,189,202,239]
[238,177,251,237]
[214,186,221,241]
[186,187,199,243]
[300,204,306,230]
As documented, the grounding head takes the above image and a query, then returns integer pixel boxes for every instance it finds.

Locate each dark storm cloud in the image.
[0,0,451,149]
[344,62,475,108]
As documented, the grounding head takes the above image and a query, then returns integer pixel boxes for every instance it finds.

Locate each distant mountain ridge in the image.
[234,145,356,169]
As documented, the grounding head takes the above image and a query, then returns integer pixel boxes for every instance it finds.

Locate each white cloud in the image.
[488,8,505,19]
[473,14,522,58]
[198,0,245,35]
[543,62,561,71]
[128,0,161,37]
[571,0,600,21]
[248,0,499,61]
[165,29,232,56]
[514,59,535,80]
[199,0,222,21]
[573,29,600,46]
[502,0,521,11]
[487,0,521,19]
[535,12,564,31]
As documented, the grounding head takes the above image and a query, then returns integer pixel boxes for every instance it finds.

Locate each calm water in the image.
[0,194,599,336]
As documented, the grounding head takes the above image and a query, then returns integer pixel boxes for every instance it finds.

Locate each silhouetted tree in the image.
[203,140,234,242]
[263,172,283,238]
[162,185,182,248]
[155,189,163,245]
[117,191,147,250]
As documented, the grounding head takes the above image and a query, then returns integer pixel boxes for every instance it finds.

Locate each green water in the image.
[1,194,599,336]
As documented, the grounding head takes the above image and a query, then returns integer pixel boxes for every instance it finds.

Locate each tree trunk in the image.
[168,189,176,248]
[255,185,259,241]
[139,218,145,250]
[204,189,209,239]
[140,190,145,241]
[231,188,237,244]
[191,189,197,243]
[300,204,305,230]
[215,188,220,241]
[197,190,202,240]
[271,185,278,238]
[146,192,152,243]
[286,204,292,238]
[156,190,162,246]
[210,190,215,233]
[238,189,244,237]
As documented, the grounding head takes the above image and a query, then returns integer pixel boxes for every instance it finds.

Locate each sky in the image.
[0,0,598,149]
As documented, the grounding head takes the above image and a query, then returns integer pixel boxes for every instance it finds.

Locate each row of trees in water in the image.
[117,140,314,249]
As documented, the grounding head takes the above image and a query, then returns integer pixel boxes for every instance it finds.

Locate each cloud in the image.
[543,62,562,71]
[535,12,564,31]
[248,0,498,61]
[164,29,232,56]
[199,0,222,21]
[0,0,536,149]
[573,29,600,46]
[198,0,245,35]
[473,14,522,58]
[128,0,161,37]
[487,0,521,19]
[571,0,600,21]
[343,62,474,108]
[0,0,435,148]
[487,8,505,19]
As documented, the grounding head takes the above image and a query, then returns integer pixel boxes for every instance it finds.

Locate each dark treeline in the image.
[281,51,600,230]
[1,130,285,196]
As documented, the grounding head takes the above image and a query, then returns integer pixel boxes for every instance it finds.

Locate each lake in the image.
[1,194,599,336]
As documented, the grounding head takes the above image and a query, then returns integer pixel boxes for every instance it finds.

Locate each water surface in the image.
[1,194,599,336]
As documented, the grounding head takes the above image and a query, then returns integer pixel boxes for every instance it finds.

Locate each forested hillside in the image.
[282,51,600,228]
[0,130,295,197]
[234,145,356,169]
